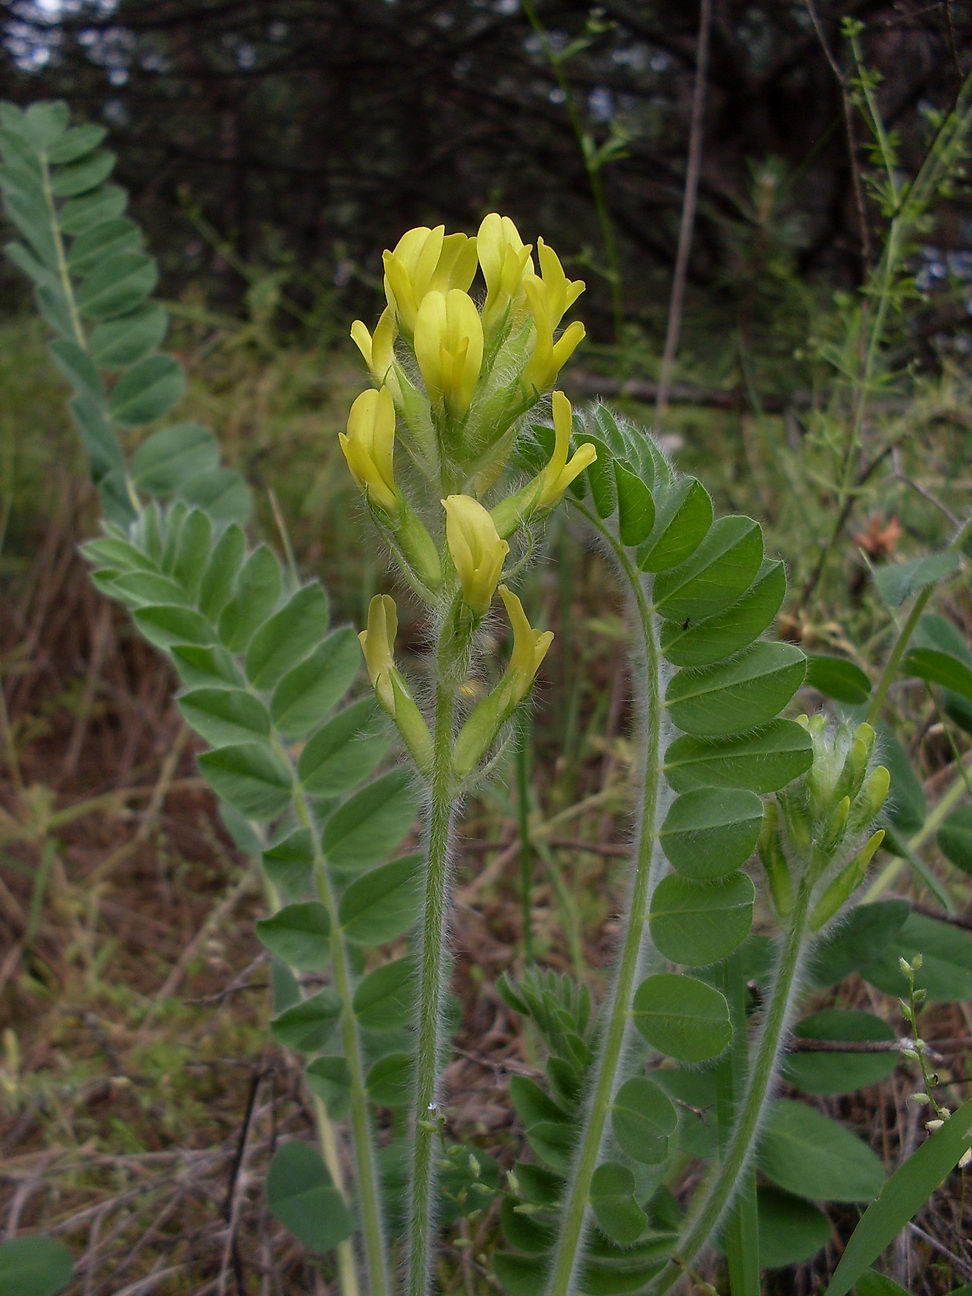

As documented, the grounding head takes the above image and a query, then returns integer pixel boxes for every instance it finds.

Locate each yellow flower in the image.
[414,289,484,416]
[477,213,534,335]
[537,391,597,508]
[339,386,398,514]
[534,238,585,326]
[498,585,554,704]
[382,225,478,336]
[350,307,399,398]
[521,239,586,392]
[442,494,509,613]
[358,594,398,712]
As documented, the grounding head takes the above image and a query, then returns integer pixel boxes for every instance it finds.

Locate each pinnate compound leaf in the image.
[262,829,314,900]
[322,770,419,870]
[823,1095,972,1296]
[611,1077,676,1165]
[133,604,213,649]
[270,989,340,1053]
[75,251,156,319]
[66,212,134,272]
[806,900,911,989]
[60,183,128,234]
[652,516,763,623]
[874,551,960,607]
[265,1141,353,1253]
[298,699,387,796]
[245,584,329,690]
[590,1161,649,1244]
[613,460,654,546]
[131,423,219,493]
[805,654,872,704]
[338,854,421,944]
[366,1052,413,1106]
[638,477,712,572]
[178,686,269,746]
[198,523,246,622]
[89,303,168,368]
[108,353,185,427]
[754,1187,830,1269]
[660,558,786,668]
[304,1055,351,1117]
[177,467,252,523]
[353,956,414,1030]
[46,122,107,164]
[660,788,763,879]
[271,628,361,739]
[217,545,282,652]
[664,641,805,737]
[255,902,330,970]
[665,719,813,793]
[632,973,731,1062]
[50,147,115,198]
[901,647,972,703]
[197,742,292,821]
[0,1236,74,1296]
[858,911,972,1002]
[782,1010,897,1095]
[758,1099,885,1202]
[938,806,972,875]
[649,871,755,966]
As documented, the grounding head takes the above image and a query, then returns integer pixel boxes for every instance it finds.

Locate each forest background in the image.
[1,2,972,1294]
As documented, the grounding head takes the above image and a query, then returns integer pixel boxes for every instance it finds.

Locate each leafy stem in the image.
[650,877,814,1293]
[407,678,458,1296]
[544,507,667,1296]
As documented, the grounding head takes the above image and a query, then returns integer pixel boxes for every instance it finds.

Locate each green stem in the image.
[515,712,534,962]
[544,517,666,1296]
[407,681,457,1296]
[714,960,759,1296]
[284,752,392,1296]
[650,879,814,1293]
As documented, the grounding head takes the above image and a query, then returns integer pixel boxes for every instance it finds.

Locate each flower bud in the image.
[414,289,484,417]
[339,387,398,515]
[357,595,433,773]
[478,213,534,338]
[383,225,478,336]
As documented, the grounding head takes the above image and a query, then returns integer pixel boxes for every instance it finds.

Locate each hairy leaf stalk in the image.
[650,877,814,1292]
[544,521,669,1296]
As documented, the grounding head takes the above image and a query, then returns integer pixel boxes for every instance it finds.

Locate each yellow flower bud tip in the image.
[358,594,398,712]
[536,391,598,509]
[339,386,398,514]
[414,289,484,416]
[442,495,509,614]
[478,213,535,329]
[535,237,585,325]
[523,276,587,390]
[382,225,478,334]
[351,309,399,390]
[498,584,553,701]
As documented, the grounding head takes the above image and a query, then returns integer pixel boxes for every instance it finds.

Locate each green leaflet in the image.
[664,641,806,737]
[659,788,764,879]
[265,1141,354,1253]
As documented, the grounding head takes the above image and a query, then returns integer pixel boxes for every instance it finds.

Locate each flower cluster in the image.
[341,215,592,782]
[761,716,891,927]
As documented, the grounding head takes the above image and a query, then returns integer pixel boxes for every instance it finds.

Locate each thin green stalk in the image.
[714,960,759,1296]
[310,1093,361,1296]
[407,680,457,1296]
[650,879,814,1293]
[515,712,534,962]
[544,519,666,1296]
[40,152,86,348]
[283,754,392,1296]
[866,513,972,727]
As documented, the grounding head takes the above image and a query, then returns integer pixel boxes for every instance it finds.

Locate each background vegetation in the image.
[1,2,971,1293]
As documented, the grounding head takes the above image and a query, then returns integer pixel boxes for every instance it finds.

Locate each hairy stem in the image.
[544,518,667,1296]
[407,681,457,1296]
[650,878,813,1293]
